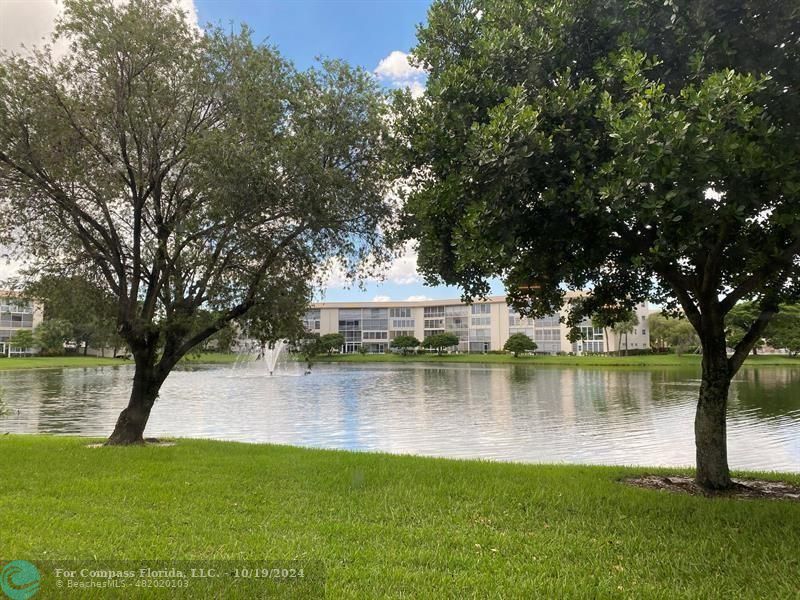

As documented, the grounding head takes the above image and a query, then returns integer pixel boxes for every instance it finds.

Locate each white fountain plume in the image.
[232,338,288,376]
[261,339,286,376]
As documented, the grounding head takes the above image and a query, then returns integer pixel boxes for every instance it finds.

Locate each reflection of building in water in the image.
[556,368,655,421]
[305,294,650,355]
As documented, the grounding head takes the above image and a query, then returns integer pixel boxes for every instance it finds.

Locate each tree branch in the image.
[728,304,779,374]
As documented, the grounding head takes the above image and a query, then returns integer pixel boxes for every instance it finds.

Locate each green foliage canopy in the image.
[398,0,800,489]
[22,275,120,354]
[34,319,74,355]
[422,332,460,354]
[648,313,700,355]
[765,306,800,357]
[0,0,394,442]
[9,329,35,352]
[389,335,420,355]
[320,333,345,355]
[503,333,537,357]
[400,0,800,360]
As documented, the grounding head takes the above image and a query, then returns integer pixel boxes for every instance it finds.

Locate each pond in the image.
[1,362,798,471]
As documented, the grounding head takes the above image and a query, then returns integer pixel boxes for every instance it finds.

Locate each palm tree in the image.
[611,313,639,356]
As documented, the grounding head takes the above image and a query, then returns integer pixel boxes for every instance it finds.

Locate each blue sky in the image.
[193,0,505,303]
[195,0,429,72]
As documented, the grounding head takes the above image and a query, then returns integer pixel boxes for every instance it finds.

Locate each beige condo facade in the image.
[0,292,43,355]
[305,294,650,355]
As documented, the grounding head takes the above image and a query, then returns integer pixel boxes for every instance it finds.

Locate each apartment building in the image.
[306,295,650,354]
[0,292,43,355]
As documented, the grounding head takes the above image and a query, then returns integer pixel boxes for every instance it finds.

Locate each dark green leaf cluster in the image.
[422,332,460,354]
[389,335,420,355]
[0,0,394,379]
[400,0,800,371]
[503,332,537,357]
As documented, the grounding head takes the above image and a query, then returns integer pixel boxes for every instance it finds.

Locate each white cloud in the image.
[0,0,65,54]
[374,50,426,97]
[0,258,24,285]
[319,241,421,290]
[0,0,199,55]
[406,295,432,302]
[374,50,424,82]
[372,295,391,302]
[379,241,420,285]
[407,80,426,99]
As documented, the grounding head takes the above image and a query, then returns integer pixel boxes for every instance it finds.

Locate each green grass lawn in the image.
[1,436,798,598]
[0,353,240,372]
[312,352,800,368]
[0,356,125,370]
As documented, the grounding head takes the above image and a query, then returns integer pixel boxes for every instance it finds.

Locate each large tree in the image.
[399,0,800,489]
[503,333,536,357]
[422,332,460,355]
[0,0,392,444]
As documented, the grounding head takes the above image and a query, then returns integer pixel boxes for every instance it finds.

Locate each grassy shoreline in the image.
[0,352,798,372]
[310,352,800,368]
[1,436,798,598]
[0,353,239,372]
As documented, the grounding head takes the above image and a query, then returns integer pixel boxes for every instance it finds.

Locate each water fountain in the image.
[233,338,288,375]
[261,339,286,376]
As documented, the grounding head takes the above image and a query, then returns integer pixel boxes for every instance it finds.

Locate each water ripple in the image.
[0,362,798,472]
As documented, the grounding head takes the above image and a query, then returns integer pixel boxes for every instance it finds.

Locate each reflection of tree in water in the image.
[0,387,8,417]
[509,365,534,384]
[731,368,800,419]
[24,367,133,434]
[568,369,654,417]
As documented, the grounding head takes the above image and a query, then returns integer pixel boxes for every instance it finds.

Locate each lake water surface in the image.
[1,362,798,471]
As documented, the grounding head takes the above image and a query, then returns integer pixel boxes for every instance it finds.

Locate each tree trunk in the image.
[106,359,163,445]
[695,326,733,490]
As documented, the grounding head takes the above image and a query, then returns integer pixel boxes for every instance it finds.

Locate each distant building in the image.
[0,292,43,356]
[306,294,650,354]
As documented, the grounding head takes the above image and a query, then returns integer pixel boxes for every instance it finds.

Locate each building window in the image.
[389,330,415,340]
[469,341,490,352]
[389,308,411,318]
[535,328,560,341]
[391,319,415,329]
[509,314,533,327]
[362,318,388,330]
[362,331,388,340]
[510,327,535,338]
[471,316,491,326]
[424,318,444,329]
[471,304,491,315]
[446,316,468,329]
[303,309,321,330]
[423,306,445,318]
[534,314,560,327]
